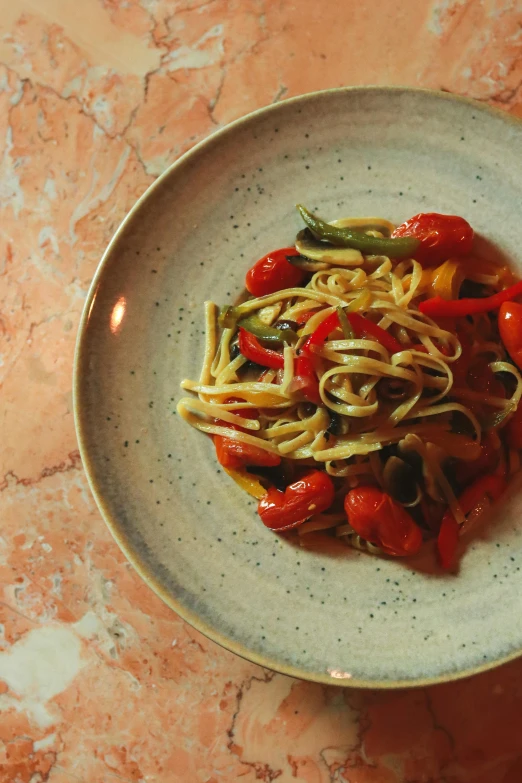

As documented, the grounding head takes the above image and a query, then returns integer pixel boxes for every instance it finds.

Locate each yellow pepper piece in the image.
[432,259,465,300]
[418,259,463,300]
[224,467,267,499]
[419,255,515,300]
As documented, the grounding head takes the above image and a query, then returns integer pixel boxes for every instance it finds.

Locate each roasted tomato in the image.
[245,248,305,297]
[344,486,423,556]
[392,213,473,266]
[258,471,335,530]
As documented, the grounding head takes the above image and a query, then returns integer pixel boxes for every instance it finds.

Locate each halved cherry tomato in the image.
[214,436,280,469]
[344,486,423,556]
[258,470,335,530]
[292,354,321,405]
[499,301,522,371]
[391,213,474,266]
[506,402,522,450]
[245,248,305,297]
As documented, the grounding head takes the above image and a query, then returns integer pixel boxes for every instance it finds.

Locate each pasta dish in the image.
[178,207,522,568]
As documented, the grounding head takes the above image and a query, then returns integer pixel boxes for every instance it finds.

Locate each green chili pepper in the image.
[296,205,420,260]
[219,307,297,344]
[336,306,354,339]
[218,305,242,329]
[237,314,298,345]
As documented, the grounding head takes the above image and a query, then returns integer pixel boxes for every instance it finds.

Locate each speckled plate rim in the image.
[74,85,522,689]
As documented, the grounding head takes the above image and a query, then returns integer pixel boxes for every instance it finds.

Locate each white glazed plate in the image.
[74,87,522,687]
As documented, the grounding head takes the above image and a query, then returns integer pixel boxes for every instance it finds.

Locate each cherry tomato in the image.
[506,402,522,450]
[344,486,422,556]
[245,248,305,297]
[499,301,522,371]
[214,436,280,469]
[391,213,474,266]
[258,470,335,530]
[437,513,460,569]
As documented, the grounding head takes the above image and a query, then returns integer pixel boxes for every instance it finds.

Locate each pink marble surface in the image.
[2,1,522,781]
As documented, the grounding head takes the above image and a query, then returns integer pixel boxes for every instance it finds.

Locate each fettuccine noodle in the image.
[178,208,522,564]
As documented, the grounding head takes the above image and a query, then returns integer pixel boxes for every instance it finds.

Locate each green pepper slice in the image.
[239,314,298,345]
[296,205,420,260]
[336,306,354,339]
[220,306,298,344]
[219,305,242,329]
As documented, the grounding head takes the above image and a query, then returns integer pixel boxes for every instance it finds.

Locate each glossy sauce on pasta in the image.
[178,210,522,568]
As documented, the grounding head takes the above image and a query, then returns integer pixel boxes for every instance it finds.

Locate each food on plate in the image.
[178,207,522,568]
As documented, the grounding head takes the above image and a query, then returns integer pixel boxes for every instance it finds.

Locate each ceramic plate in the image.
[74,87,522,687]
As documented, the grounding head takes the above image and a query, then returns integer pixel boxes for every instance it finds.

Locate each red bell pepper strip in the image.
[258,470,335,530]
[458,473,506,514]
[213,397,281,470]
[346,312,403,355]
[293,354,321,404]
[214,436,281,469]
[295,309,320,325]
[419,280,522,318]
[302,311,340,356]
[302,310,403,356]
[214,397,281,469]
[437,514,460,570]
[238,328,285,369]
[437,473,507,568]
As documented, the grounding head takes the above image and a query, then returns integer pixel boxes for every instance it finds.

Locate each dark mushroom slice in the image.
[230,342,241,360]
[326,409,349,437]
[382,456,418,504]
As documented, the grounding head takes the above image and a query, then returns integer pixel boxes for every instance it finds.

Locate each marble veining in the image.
[2,0,522,781]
